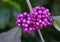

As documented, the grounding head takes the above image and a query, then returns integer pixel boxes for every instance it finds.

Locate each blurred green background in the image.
[0,0,60,42]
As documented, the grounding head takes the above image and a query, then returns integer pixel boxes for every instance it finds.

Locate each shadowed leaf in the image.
[52,16,60,31]
[0,8,10,28]
[0,27,22,42]
[8,0,21,10]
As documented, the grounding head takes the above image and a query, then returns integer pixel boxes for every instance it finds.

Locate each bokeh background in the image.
[0,0,60,42]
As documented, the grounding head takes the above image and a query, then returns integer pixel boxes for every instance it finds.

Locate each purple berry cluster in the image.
[16,6,53,34]
[16,12,36,34]
[32,6,53,27]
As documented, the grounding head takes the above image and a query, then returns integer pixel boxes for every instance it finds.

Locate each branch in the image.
[26,0,45,42]
[26,0,32,14]
[38,29,45,42]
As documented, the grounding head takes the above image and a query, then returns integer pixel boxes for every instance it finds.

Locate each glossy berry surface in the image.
[16,6,53,34]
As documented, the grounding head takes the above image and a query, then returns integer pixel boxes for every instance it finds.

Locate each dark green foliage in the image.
[0,0,60,42]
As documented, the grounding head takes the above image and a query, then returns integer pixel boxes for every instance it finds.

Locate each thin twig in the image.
[38,29,45,42]
[26,0,45,42]
[26,0,32,14]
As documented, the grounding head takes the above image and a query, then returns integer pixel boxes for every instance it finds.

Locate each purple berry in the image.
[47,12,50,16]
[27,20,30,24]
[22,19,26,23]
[17,24,21,27]
[23,28,28,32]
[34,12,38,16]
[27,17,31,20]
[16,6,53,34]
[16,19,21,22]
[38,20,42,23]
[33,28,36,31]
[24,24,28,27]
[19,14,23,17]
[29,27,33,31]
[38,10,42,14]
[38,15,41,18]
[23,12,28,16]
[36,22,40,25]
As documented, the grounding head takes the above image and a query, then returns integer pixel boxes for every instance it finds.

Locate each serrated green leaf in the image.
[53,21,60,31]
[8,1,21,11]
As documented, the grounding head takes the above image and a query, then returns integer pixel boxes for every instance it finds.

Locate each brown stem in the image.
[26,0,45,42]
[26,0,32,14]
[38,29,45,42]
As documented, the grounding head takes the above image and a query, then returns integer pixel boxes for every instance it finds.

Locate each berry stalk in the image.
[26,0,32,14]
[26,0,45,42]
[38,29,45,42]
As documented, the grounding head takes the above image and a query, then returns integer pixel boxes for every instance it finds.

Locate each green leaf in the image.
[52,4,60,16]
[0,8,10,28]
[8,1,21,11]
[30,0,48,7]
[41,27,60,42]
[0,27,22,42]
[53,21,60,31]
[9,8,21,28]
[12,8,21,17]
[52,16,60,31]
